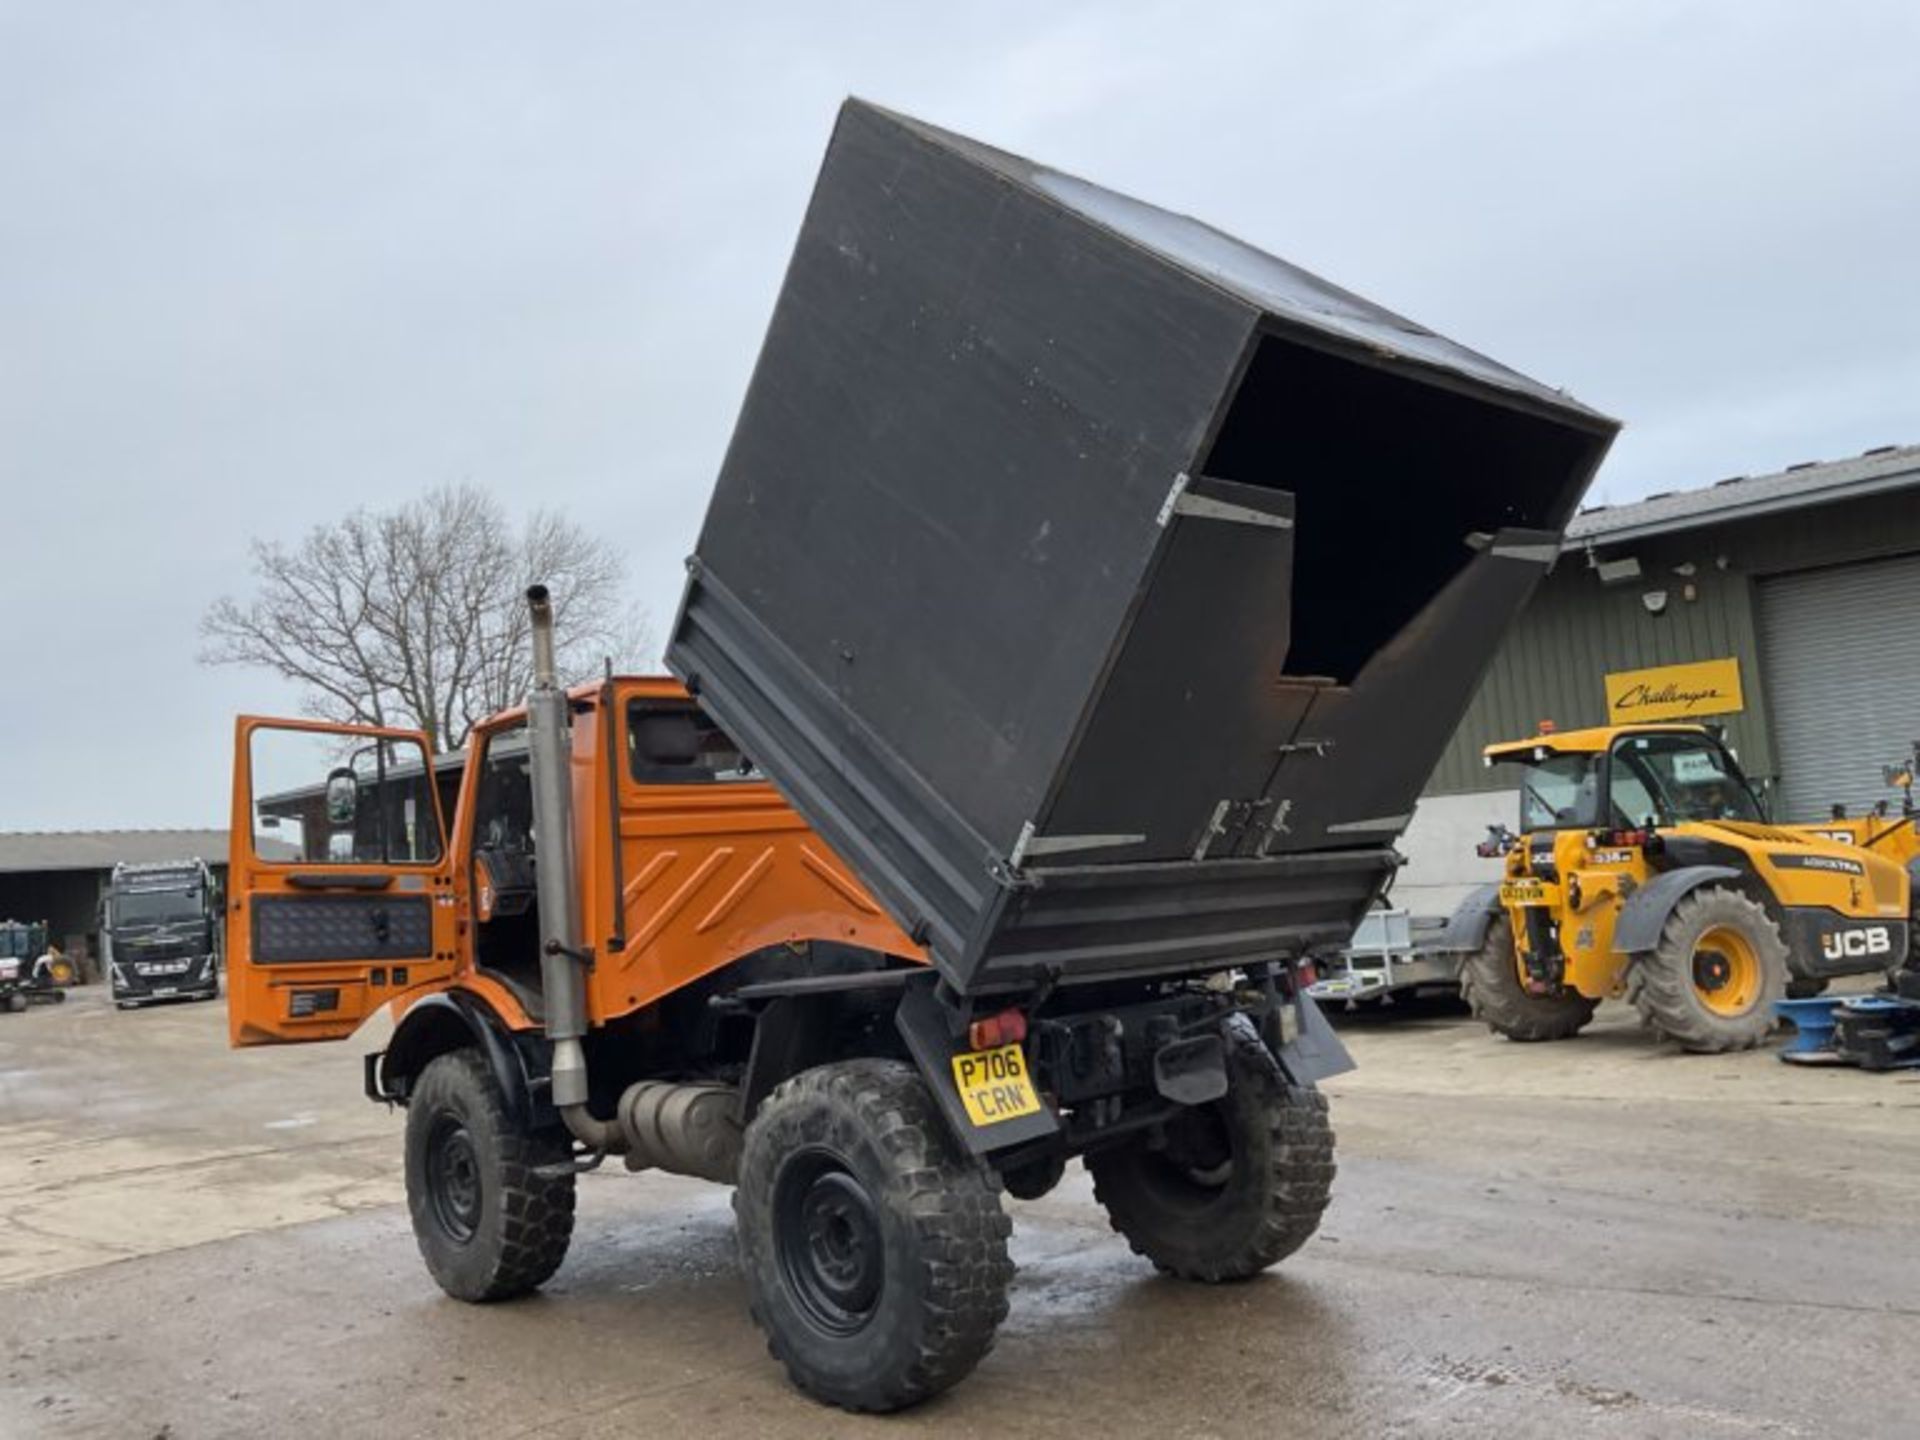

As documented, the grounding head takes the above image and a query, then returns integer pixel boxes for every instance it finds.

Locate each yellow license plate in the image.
[949,1043,1041,1127]
[1500,878,1549,906]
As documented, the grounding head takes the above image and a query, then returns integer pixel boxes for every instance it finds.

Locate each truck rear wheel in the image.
[734,1059,1013,1412]
[1460,922,1598,1041]
[1629,886,1787,1053]
[1088,1048,1333,1282]
[404,1049,576,1302]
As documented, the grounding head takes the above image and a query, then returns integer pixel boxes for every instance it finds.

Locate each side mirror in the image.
[325,767,359,826]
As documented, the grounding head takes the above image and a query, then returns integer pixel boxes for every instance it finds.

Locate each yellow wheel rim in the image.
[1691,925,1761,1016]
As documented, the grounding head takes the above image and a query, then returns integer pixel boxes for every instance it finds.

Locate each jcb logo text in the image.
[1820,927,1891,961]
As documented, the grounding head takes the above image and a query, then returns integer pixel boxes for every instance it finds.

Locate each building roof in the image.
[1566,443,1920,548]
[0,830,230,875]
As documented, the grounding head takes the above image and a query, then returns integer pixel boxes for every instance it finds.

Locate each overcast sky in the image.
[3,1,1915,831]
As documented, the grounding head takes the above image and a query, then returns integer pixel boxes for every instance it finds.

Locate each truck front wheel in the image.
[404,1049,576,1302]
[735,1059,1013,1412]
[1088,1047,1333,1282]
[1460,921,1598,1041]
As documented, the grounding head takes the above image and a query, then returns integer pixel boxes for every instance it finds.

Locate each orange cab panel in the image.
[572,683,926,1022]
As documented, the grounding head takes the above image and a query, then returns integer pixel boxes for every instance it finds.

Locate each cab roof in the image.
[1483,723,1714,763]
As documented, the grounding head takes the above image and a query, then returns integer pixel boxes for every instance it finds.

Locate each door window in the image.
[250,727,445,864]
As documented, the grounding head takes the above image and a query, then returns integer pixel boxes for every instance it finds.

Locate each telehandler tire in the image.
[1460,923,1598,1041]
[1628,885,1787,1053]
[1088,1040,1333,1282]
[735,1059,1013,1412]
[404,1049,576,1303]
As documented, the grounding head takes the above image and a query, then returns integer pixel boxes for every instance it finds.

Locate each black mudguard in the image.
[1612,865,1743,954]
[371,989,556,1132]
[1271,990,1356,1085]
[1436,882,1505,954]
[894,976,1061,1157]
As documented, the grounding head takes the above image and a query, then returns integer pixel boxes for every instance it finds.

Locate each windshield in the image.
[0,925,33,958]
[1518,753,1604,831]
[112,888,204,926]
[1609,733,1762,826]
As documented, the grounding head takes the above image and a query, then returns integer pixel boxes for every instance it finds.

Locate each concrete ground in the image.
[3,987,1918,1439]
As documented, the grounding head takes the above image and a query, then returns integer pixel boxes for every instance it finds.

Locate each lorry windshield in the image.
[1609,733,1762,826]
[112,889,203,925]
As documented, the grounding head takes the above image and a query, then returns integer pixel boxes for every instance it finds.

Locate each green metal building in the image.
[1400,443,1920,911]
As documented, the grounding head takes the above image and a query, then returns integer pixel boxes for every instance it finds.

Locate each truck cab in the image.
[105,859,220,1007]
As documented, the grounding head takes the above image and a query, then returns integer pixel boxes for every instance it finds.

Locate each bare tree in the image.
[202,484,650,751]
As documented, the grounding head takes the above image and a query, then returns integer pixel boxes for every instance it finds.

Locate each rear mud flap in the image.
[896,979,1060,1157]
[1269,990,1356,1085]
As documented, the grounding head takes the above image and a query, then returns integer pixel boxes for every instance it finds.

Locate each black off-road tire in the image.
[735,1059,1013,1412]
[1087,1046,1333,1282]
[4,992,24,1014]
[1628,886,1787,1054]
[405,1049,575,1303]
[1460,922,1598,1041]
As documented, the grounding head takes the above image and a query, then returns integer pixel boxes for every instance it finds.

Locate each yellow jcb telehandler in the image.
[1451,723,1912,1053]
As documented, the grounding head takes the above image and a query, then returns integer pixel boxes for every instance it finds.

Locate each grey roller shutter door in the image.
[1756,551,1920,823]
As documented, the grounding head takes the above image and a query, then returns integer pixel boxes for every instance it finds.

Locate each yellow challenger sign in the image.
[1604,657,1744,723]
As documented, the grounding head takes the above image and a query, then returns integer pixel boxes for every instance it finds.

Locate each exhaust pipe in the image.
[524,584,620,1150]
[524,585,744,1176]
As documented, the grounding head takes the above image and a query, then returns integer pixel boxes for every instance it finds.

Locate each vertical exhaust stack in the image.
[523,584,738,1170]
[524,585,598,1128]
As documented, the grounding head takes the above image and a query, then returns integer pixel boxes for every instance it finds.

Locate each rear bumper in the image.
[1783,908,1907,978]
[973,849,1400,993]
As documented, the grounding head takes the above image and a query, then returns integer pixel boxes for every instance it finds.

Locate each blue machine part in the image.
[1773,993,1920,1069]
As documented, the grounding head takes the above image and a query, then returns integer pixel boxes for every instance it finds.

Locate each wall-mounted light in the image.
[1642,589,1669,616]
[1595,555,1642,584]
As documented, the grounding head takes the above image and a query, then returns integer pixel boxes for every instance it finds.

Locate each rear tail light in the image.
[968,1007,1029,1051]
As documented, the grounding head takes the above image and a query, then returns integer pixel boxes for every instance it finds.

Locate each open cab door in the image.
[227,717,458,1047]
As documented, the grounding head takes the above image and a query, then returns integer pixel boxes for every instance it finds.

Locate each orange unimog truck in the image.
[222,101,1616,1411]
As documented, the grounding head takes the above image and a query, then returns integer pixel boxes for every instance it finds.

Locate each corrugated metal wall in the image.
[1426,487,1920,795]
[1757,551,1920,821]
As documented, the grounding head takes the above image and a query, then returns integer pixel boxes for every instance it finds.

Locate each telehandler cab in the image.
[222,101,1616,1410]
[1455,723,1912,1052]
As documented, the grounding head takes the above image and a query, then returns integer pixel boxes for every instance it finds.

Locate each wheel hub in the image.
[1691,924,1762,1017]
[427,1117,482,1244]
[775,1153,883,1335]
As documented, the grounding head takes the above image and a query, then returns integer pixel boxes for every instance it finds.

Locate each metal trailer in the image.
[1308,909,1465,1005]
